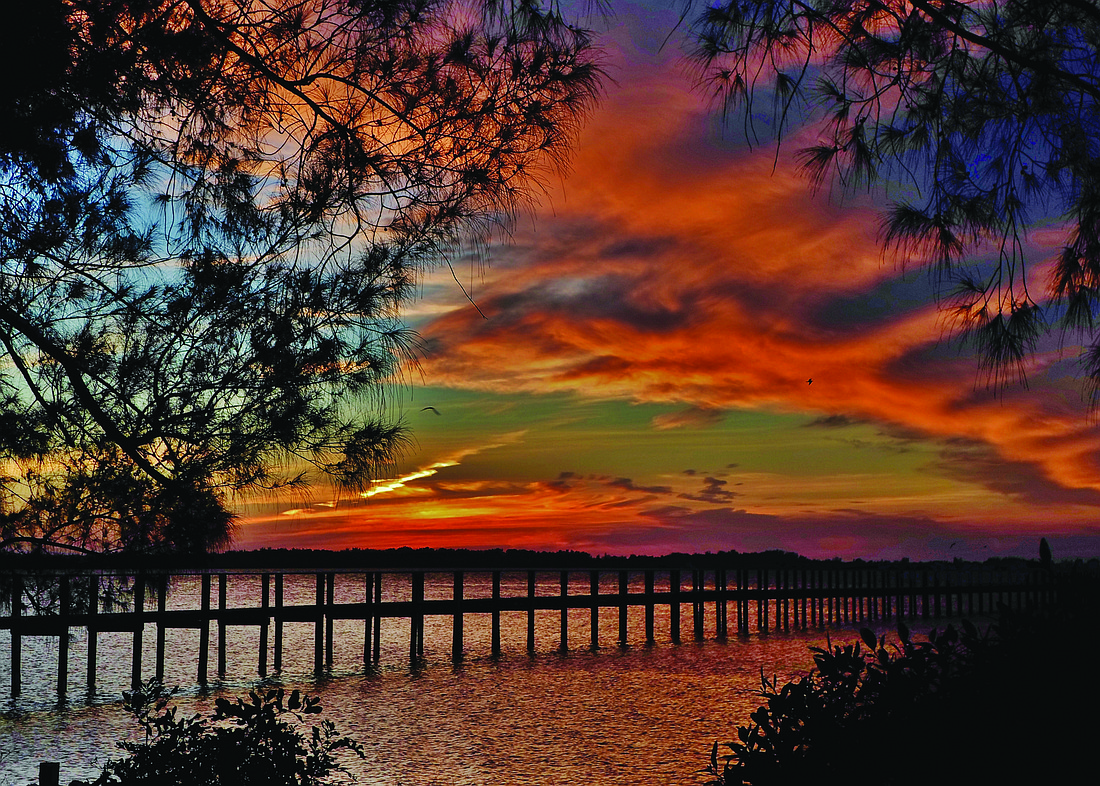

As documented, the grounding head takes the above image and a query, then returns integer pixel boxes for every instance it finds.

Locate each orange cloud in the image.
[410,44,1100,513]
[234,15,1100,561]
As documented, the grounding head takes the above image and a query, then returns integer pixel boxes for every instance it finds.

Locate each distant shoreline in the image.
[2,544,1078,573]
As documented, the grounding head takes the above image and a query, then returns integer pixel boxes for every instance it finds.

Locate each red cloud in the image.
[410,46,1100,511]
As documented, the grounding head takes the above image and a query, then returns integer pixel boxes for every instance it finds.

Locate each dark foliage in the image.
[0,1,603,556]
[688,0,1100,394]
[705,575,1100,785]
[76,681,363,786]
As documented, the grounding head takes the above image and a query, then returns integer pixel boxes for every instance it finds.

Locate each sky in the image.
[238,3,1100,562]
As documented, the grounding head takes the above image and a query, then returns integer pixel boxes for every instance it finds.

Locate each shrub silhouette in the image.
[79,681,362,785]
[706,591,1098,786]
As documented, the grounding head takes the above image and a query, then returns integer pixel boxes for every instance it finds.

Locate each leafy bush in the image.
[79,681,363,785]
[705,604,1095,786]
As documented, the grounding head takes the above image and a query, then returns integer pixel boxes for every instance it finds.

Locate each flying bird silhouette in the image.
[807,378,813,385]
[420,406,441,416]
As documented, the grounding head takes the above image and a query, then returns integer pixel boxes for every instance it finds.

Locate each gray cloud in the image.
[678,476,739,504]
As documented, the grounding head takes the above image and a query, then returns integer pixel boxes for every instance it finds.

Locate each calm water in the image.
[0,572,943,785]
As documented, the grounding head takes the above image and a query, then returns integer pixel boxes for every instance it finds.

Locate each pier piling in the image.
[0,561,1047,698]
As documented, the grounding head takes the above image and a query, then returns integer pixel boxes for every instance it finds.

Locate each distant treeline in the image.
[3,544,1092,573]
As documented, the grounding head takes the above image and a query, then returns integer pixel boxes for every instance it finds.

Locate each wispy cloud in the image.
[277,432,527,514]
[651,406,725,430]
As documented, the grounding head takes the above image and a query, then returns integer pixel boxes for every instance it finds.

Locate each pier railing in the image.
[1,563,1052,699]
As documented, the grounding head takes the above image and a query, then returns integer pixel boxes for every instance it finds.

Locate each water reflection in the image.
[1,572,950,785]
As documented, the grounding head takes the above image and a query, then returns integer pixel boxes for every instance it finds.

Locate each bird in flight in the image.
[420,406,441,415]
[807,378,812,385]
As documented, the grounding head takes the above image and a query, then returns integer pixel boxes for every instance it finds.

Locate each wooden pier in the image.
[1,563,1050,699]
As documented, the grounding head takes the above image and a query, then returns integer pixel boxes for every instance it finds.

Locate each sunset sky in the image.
[239,3,1100,561]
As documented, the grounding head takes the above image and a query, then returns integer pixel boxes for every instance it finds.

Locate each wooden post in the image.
[716,569,727,639]
[781,569,788,629]
[821,569,828,626]
[834,570,841,624]
[559,570,569,652]
[841,570,849,625]
[762,569,770,632]
[314,573,325,673]
[217,574,227,676]
[692,570,704,641]
[199,574,211,684]
[58,576,70,696]
[131,575,144,690]
[808,570,816,628]
[889,569,897,619]
[786,569,793,630]
[491,570,501,656]
[618,571,629,646]
[871,570,877,620]
[527,571,536,653]
[452,571,464,661]
[409,572,417,662]
[790,569,798,629]
[907,569,916,620]
[411,571,425,661]
[848,570,855,623]
[260,573,270,677]
[871,567,880,620]
[155,579,167,683]
[670,569,681,644]
[821,569,829,627]
[783,569,790,630]
[773,570,781,631]
[274,573,284,672]
[362,572,372,667]
[86,574,98,692]
[806,570,814,627]
[590,570,600,650]
[326,572,335,668]
[820,569,827,626]
[796,569,804,628]
[922,571,930,619]
[741,569,750,635]
[772,569,779,630]
[644,570,655,643]
[10,574,20,696]
[372,572,382,663]
[754,568,762,632]
[38,762,60,786]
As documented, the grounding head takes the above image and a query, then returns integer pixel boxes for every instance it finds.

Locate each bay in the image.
[1,571,940,785]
